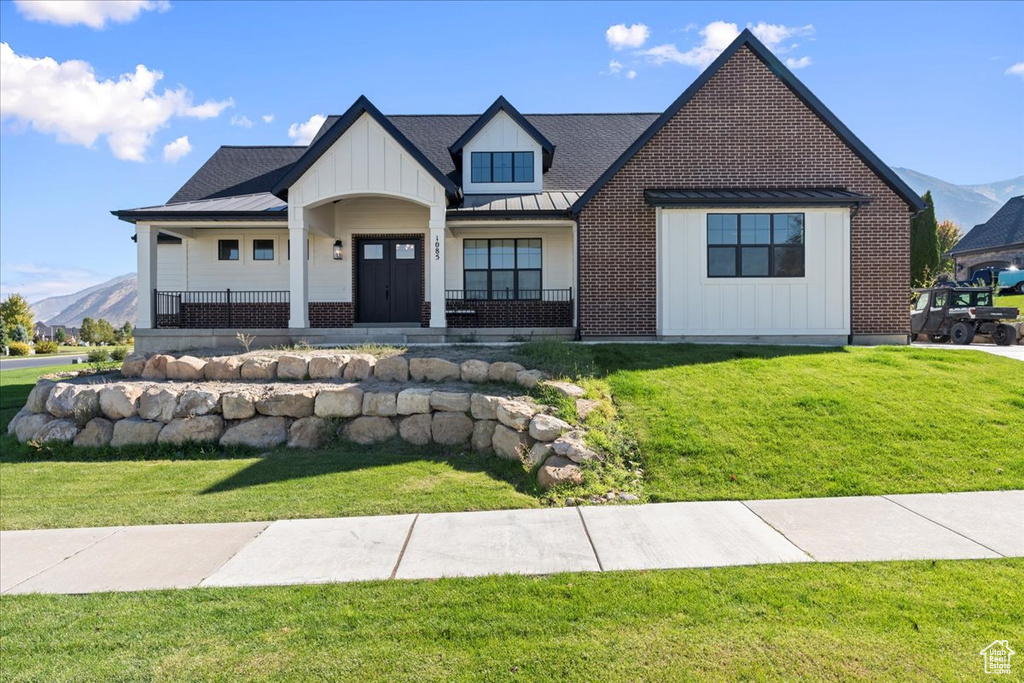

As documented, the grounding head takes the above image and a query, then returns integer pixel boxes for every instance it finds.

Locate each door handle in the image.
[385,284,390,300]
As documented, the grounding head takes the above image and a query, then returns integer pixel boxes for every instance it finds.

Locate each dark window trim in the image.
[218,239,239,261]
[463,238,543,299]
[706,213,806,278]
[469,151,535,184]
[252,238,275,261]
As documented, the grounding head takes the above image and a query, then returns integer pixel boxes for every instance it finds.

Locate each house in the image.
[114,30,924,352]
[948,195,1024,281]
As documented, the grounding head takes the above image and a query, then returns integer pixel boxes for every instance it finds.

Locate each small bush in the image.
[110,347,129,361]
[8,341,31,356]
[35,340,58,354]
[87,348,111,363]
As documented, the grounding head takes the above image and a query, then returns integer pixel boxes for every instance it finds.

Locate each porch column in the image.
[428,205,446,328]
[136,223,158,329]
[288,206,309,328]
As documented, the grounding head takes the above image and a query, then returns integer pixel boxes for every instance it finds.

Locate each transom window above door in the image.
[707,213,805,278]
[470,152,534,183]
[464,238,541,299]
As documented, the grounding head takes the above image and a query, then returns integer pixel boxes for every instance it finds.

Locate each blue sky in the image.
[1,0,1022,301]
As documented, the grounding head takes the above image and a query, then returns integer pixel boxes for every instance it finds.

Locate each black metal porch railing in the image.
[154,290,290,329]
[444,288,573,302]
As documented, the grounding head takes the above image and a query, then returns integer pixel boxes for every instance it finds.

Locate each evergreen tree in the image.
[0,293,34,336]
[909,191,940,286]
[55,327,67,344]
[80,317,96,344]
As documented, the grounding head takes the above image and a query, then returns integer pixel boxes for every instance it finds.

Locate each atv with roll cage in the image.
[911,287,1019,346]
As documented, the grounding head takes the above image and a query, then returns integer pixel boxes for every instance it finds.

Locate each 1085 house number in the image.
[434,237,441,260]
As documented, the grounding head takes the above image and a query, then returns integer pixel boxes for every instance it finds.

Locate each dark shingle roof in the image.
[949,195,1024,254]
[167,146,305,204]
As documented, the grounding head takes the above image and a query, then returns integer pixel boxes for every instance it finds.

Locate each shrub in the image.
[10,324,29,343]
[110,347,129,361]
[87,348,111,363]
[8,341,31,356]
[35,340,58,354]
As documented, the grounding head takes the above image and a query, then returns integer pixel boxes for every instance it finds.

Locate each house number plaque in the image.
[434,236,441,260]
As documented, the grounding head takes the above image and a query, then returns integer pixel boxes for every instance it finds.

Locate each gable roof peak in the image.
[448,96,556,170]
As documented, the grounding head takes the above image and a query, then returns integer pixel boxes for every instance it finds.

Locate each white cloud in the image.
[606,23,650,50]
[748,22,814,49]
[1006,62,1024,78]
[13,0,171,29]
[262,114,274,123]
[785,56,812,69]
[231,114,253,128]
[1,263,109,303]
[288,114,326,145]
[0,42,232,161]
[639,20,814,70]
[627,70,637,80]
[162,135,190,162]
[608,59,624,74]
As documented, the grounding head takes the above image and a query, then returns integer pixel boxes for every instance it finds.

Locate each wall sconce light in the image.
[333,240,344,260]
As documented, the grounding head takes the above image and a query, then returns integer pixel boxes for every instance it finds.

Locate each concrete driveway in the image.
[911,342,1024,361]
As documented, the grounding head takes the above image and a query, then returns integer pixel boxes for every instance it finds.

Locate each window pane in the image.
[914,294,930,311]
[471,152,490,183]
[491,271,514,298]
[932,291,948,307]
[518,270,541,298]
[464,239,489,269]
[708,247,736,276]
[395,243,415,260]
[464,271,488,298]
[516,238,541,269]
[218,239,239,261]
[363,244,383,260]
[773,214,805,244]
[490,239,515,268]
[773,246,805,277]
[740,214,770,244]
[492,152,513,182]
[253,239,274,260]
[513,152,534,182]
[708,214,738,245]
[740,247,770,276]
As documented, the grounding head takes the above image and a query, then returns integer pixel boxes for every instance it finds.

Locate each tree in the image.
[0,293,33,337]
[10,324,29,343]
[0,325,7,352]
[79,317,96,344]
[94,318,116,344]
[120,321,134,341]
[910,191,939,287]
[54,327,67,344]
[936,219,963,274]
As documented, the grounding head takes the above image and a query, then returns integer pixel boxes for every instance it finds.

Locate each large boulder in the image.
[25,381,56,413]
[471,419,496,452]
[491,424,533,461]
[529,414,571,442]
[430,391,470,413]
[277,355,309,380]
[540,380,585,398]
[409,357,460,382]
[432,412,474,446]
[396,388,432,415]
[120,352,148,378]
[74,418,114,448]
[288,416,332,449]
[221,390,258,420]
[488,362,525,384]
[138,386,181,423]
[495,399,535,431]
[165,355,207,381]
[346,416,396,444]
[398,413,433,446]
[99,383,146,420]
[110,417,164,447]
[257,388,316,418]
[537,456,584,490]
[14,413,53,443]
[516,369,545,389]
[527,442,553,468]
[204,356,243,381]
[374,355,409,382]
[219,416,290,448]
[141,354,173,380]
[45,384,101,426]
[460,359,491,383]
[174,388,221,418]
[308,355,346,380]
[342,354,375,381]
[7,408,28,436]
[34,419,80,443]
[314,385,363,418]
[159,415,224,445]
[551,430,600,463]
[240,356,278,380]
[362,392,398,417]
[470,393,502,421]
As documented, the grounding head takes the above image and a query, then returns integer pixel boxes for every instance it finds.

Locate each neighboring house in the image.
[948,195,1024,280]
[33,322,53,341]
[114,30,924,352]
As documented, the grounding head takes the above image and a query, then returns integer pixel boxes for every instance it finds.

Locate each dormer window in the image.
[470,151,534,183]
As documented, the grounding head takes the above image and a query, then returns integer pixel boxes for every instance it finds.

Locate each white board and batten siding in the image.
[658,208,851,338]
[461,111,543,195]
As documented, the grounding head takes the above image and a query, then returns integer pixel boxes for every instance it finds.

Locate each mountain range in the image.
[31,273,137,328]
[894,168,1023,230]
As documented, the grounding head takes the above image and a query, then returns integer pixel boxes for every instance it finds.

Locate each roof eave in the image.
[448,96,556,170]
[111,210,289,224]
[445,210,572,221]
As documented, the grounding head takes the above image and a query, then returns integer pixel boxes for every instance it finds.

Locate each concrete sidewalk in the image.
[2,490,1020,595]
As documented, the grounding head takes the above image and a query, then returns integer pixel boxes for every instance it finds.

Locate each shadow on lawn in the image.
[590,343,849,375]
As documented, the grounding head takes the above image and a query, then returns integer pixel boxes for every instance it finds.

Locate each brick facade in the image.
[446,299,573,328]
[173,302,289,329]
[577,45,914,338]
[308,302,354,328]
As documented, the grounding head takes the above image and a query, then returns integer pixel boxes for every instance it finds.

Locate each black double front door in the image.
[356,238,422,323]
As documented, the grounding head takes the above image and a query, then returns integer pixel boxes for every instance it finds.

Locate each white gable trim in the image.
[462,110,544,195]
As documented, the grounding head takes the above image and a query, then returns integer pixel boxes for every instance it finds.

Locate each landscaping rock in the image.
[166,355,207,381]
[138,386,181,423]
[343,354,375,381]
[551,430,601,463]
[46,384,100,426]
[346,416,396,444]
[398,413,433,445]
[221,390,258,420]
[488,361,525,384]
[25,381,55,413]
[174,388,221,418]
[431,412,474,446]
[529,414,571,442]
[159,415,224,445]
[537,455,584,490]
[241,356,278,380]
[314,385,363,418]
[277,354,309,380]
[110,417,164,447]
[430,391,471,413]
[491,424,533,461]
[99,383,145,420]
[374,355,409,382]
[34,418,80,443]
[540,380,585,398]
[527,442,553,468]
[141,354,172,380]
[496,398,535,431]
[575,399,601,421]
[120,352,148,378]
[204,356,243,381]
[257,388,316,418]
[288,416,332,449]
[470,393,502,420]
[7,408,28,436]
[471,419,496,452]
[74,417,114,448]
[410,357,460,382]
[395,387,431,415]
[14,413,53,442]
[309,355,345,380]
[516,369,545,389]
[460,359,490,383]
[219,416,290,448]
[362,391,398,417]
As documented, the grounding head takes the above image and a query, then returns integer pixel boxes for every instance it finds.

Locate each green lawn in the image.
[996,293,1023,315]
[1,559,1019,681]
